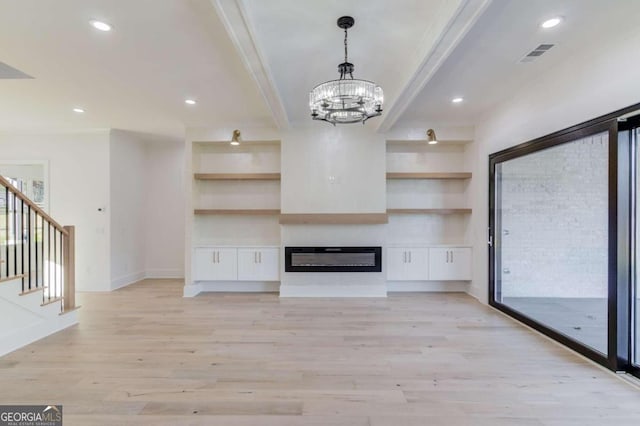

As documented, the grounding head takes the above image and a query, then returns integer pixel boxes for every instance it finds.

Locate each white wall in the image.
[109,130,146,289]
[0,131,111,291]
[469,24,640,303]
[281,125,386,213]
[144,139,185,279]
[110,130,186,287]
[0,130,186,293]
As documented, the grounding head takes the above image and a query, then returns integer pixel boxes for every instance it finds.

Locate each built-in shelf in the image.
[386,139,472,147]
[386,172,472,180]
[279,213,389,225]
[195,209,281,215]
[194,173,281,181]
[387,208,472,215]
[193,140,281,147]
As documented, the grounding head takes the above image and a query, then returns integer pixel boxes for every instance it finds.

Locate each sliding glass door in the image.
[491,125,612,361]
[490,105,640,375]
[634,126,640,370]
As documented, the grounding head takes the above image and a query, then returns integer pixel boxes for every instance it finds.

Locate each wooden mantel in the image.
[278,213,389,225]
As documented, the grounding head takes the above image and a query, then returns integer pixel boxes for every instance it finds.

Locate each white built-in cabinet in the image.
[237,248,280,281]
[387,248,429,281]
[188,137,476,291]
[387,247,471,281]
[194,247,279,282]
[385,138,473,286]
[193,247,237,281]
[190,140,282,288]
[428,247,472,281]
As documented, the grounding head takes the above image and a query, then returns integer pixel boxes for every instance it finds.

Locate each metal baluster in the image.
[49,229,58,300]
[27,205,31,290]
[13,192,17,281]
[3,186,7,279]
[47,222,51,294]
[20,199,24,292]
[35,213,39,291]
[40,215,44,294]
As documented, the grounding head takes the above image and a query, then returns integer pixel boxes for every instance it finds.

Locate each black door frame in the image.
[619,114,640,378]
[488,102,640,374]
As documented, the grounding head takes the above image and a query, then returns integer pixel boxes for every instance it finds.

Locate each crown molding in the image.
[376,0,492,133]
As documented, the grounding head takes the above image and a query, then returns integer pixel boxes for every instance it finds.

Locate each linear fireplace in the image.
[285,247,382,272]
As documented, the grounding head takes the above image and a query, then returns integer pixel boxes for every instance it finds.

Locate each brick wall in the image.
[499,132,608,298]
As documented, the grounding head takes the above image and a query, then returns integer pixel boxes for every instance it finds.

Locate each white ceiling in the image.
[0,0,638,138]
[0,0,273,140]
[395,0,640,128]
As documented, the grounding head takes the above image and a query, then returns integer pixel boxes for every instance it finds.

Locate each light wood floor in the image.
[1,279,639,426]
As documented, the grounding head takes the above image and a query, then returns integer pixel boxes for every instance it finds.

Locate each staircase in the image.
[0,175,78,356]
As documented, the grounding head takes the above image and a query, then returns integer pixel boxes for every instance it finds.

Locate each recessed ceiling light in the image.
[90,20,112,32]
[230,141,240,146]
[185,99,196,105]
[541,17,562,29]
[451,97,464,103]
[73,108,85,113]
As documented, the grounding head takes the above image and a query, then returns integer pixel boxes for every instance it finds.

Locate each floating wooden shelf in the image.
[386,172,472,180]
[193,140,280,146]
[194,209,281,215]
[386,139,472,146]
[194,173,281,181]
[279,213,389,225]
[387,208,472,215]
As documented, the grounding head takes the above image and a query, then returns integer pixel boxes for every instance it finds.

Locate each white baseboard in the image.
[183,284,202,297]
[279,284,387,297]
[145,269,184,279]
[110,271,146,291]
[109,270,185,292]
[387,281,469,292]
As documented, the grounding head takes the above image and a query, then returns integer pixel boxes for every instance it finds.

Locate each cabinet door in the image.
[405,248,429,280]
[387,248,407,280]
[387,248,428,281]
[428,248,472,281]
[194,248,237,281]
[237,248,280,281]
[257,248,280,281]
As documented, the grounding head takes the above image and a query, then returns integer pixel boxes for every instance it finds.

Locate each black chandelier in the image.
[309,16,384,125]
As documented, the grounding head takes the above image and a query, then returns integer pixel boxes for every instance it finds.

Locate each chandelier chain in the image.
[344,28,348,63]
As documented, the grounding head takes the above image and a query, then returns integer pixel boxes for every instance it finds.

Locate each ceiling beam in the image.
[376,0,492,133]
[212,0,290,130]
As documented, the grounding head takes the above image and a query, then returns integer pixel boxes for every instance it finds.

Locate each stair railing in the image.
[0,175,75,312]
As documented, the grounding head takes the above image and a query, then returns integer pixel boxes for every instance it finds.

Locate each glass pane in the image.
[636,127,640,365]
[495,131,609,354]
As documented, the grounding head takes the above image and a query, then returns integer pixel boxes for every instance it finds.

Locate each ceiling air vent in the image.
[519,44,555,63]
[0,61,33,79]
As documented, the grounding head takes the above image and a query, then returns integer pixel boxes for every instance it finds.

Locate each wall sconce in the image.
[426,129,438,145]
[230,129,241,146]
